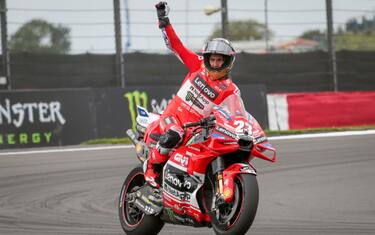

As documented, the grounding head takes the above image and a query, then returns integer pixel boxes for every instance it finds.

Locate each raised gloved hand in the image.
[155,1,170,28]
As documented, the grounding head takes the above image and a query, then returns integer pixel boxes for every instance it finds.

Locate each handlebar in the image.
[182,115,216,129]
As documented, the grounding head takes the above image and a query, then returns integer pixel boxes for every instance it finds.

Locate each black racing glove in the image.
[155,1,170,29]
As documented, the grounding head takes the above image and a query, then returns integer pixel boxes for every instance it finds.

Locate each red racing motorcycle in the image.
[119,94,276,235]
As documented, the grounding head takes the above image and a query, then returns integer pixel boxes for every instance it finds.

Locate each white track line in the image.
[1,130,375,156]
[0,145,132,156]
[268,129,375,140]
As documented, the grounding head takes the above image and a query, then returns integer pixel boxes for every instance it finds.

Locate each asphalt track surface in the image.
[1,132,375,235]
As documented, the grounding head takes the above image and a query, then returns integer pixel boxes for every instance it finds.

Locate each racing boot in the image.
[144,165,163,206]
[144,145,169,188]
[144,161,160,188]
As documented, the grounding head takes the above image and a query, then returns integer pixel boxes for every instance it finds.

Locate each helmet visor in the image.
[204,40,235,56]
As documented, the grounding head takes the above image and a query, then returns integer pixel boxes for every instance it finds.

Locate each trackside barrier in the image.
[0,85,267,149]
[267,91,375,130]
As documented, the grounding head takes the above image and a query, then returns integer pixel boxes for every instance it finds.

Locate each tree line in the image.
[8,15,375,54]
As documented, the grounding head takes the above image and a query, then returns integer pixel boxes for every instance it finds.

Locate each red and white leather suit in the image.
[145,23,240,187]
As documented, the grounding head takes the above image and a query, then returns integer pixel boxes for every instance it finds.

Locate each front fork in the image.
[211,157,257,204]
[211,157,226,206]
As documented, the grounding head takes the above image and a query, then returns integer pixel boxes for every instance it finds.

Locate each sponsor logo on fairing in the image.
[164,183,191,201]
[215,126,237,139]
[173,153,189,168]
[255,136,267,143]
[165,169,192,190]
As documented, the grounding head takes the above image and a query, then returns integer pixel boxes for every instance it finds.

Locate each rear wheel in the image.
[205,174,259,235]
[118,165,164,235]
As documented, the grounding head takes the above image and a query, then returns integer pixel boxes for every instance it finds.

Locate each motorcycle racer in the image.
[144,1,242,188]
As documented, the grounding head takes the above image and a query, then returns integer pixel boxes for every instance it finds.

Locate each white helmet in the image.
[202,38,236,80]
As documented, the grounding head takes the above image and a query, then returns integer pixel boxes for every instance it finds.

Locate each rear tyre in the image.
[206,174,259,235]
[118,165,164,235]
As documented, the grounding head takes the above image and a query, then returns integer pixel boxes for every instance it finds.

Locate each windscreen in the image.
[217,93,249,119]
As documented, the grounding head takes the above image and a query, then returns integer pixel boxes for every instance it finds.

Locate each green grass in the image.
[82,125,375,145]
[82,137,132,145]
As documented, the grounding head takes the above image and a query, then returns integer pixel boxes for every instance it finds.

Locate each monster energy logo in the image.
[124,91,148,130]
[185,91,204,109]
[165,208,176,222]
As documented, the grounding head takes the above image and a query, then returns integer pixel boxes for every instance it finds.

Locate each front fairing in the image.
[212,93,264,143]
[184,93,276,163]
[212,93,276,162]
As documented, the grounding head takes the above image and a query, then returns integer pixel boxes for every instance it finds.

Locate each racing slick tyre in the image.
[207,174,259,235]
[118,165,164,235]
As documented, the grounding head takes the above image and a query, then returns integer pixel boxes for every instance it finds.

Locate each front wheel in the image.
[208,174,259,235]
[118,165,164,235]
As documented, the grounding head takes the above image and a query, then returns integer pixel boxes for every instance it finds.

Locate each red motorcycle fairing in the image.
[251,142,277,162]
[160,147,260,225]
[143,119,161,146]
[162,156,210,226]
[245,111,267,142]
